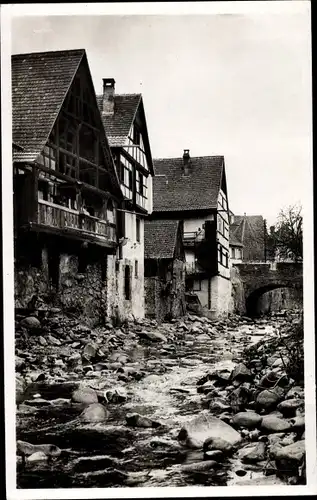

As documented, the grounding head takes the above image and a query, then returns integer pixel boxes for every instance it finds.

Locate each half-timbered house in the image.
[152,150,231,318]
[12,49,123,324]
[98,80,154,320]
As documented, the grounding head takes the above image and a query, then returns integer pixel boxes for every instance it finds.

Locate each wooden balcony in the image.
[24,200,117,248]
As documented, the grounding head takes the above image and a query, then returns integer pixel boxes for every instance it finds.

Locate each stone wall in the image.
[256,287,303,315]
[14,234,110,327]
[144,258,186,323]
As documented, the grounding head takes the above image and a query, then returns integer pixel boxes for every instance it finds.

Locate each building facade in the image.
[98,80,154,321]
[144,219,186,322]
[12,49,123,325]
[230,214,266,262]
[151,150,231,318]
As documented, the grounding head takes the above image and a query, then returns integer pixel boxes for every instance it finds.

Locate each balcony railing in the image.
[183,230,205,247]
[185,262,205,275]
[37,200,117,243]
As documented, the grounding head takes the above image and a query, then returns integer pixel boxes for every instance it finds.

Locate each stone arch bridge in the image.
[233,262,303,315]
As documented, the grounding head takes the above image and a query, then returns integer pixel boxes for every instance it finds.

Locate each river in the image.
[16,315,281,488]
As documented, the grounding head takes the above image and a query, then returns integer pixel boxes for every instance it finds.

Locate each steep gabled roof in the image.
[144,219,179,259]
[230,215,265,260]
[97,93,142,147]
[97,93,154,177]
[153,156,224,212]
[229,233,244,247]
[12,49,85,163]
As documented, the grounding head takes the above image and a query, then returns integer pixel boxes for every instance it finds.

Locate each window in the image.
[193,279,201,291]
[136,218,141,242]
[133,126,141,145]
[124,265,131,300]
[128,170,133,190]
[135,260,138,278]
[231,247,235,259]
[225,252,229,268]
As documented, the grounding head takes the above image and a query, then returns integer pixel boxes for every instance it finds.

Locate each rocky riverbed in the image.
[15,308,305,488]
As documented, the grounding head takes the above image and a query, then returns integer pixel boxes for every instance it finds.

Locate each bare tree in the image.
[268,204,303,262]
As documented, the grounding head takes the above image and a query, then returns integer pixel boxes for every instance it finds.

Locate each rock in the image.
[29,371,46,382]
[104,387,128,404]
[15,356,25,371]
[286,386,304,400]
[180,460,218,473]
[16,377,25,404]
[229,385,251,413]
[20,316,41,332]
[290,415,305,431]
[204,436,236,453]
[209,399,231,413]
[68,353,82,366]
[48,335,61,346]
[24,398,52,407]
[261,415,292,433]
[38,336,48,346]
[238,441,266,463]
[79,403,109,423]
[27,451,48,463]
[231,363,252,382]
[232,411,262,429]
[256,386,284,409]
[248,429,261,441]
[274,439,305,462]
[71,386,98,405]
[126,413,161,428]
[82,343,97,360]
[138,331,167,342]
[258,371,281,388]
[204,449,224,461]
[277,399,304,417]
[178,412,242,449]
[17,440,61,457]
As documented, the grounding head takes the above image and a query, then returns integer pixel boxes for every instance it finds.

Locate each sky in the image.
[9,3,312,226]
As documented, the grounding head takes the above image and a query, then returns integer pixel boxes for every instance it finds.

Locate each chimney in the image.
[102,78,115,115]
[183,149,191,175]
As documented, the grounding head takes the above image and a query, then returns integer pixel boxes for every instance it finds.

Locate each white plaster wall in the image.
[209,275,232,317]
[106,212,145,322]
[184,214,214,233]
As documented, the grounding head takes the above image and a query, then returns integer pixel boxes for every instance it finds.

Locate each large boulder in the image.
[277,399,305,418]
[232,411,262,429]
[71,386,98,405]
[260,415,292,433]
[79,403,109,423]
[178,412,242,449]
[256,386,284,409]
[272,439,305,462]
[20,316,41,332]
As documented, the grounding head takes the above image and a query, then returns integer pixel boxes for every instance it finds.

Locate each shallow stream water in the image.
[16,320,277,489]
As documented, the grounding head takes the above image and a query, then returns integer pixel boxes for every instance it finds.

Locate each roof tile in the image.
[97,94,141,146]
[144,219,179,259]
[12,49,85,162]
[153,156,224,212]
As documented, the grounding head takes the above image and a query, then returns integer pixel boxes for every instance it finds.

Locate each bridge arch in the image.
[232,262,303,317]
[245,283,298,317]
